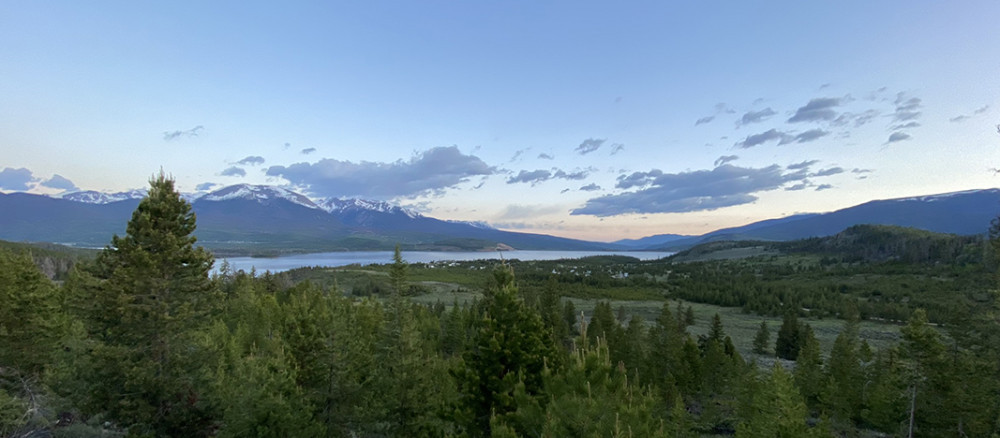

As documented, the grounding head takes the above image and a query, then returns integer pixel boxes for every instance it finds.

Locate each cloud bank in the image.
[266,146,494,199]
[572,162,825,216]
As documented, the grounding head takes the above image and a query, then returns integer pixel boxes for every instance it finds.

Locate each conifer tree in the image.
[794,324,824,409]
[453,264,557,436]
[0,249,60,376]
[389,244,408,294]
[62,172,220,436]
[752,321,770,355]
[775,311,801,360]
[736,364,813,438]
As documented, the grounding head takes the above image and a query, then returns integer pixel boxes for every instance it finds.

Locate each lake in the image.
[219,250,675,273]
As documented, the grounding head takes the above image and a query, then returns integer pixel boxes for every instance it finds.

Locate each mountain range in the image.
[1,184,999,255]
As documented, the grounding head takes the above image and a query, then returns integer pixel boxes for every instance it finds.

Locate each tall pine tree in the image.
[62,172,221,436]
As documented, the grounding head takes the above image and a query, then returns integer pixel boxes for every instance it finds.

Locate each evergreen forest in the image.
[4,174,1000,437]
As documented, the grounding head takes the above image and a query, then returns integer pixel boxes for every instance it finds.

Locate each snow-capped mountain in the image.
[317,198,421,219]
[198,184,319,209]
[60,189,148,204]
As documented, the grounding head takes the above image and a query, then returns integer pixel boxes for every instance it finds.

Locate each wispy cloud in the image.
[301,147,317,155]
[579,183,601,192]
[738,107,776,126]
[575,138,606,155]
[237,156,265,166]
[220,166,247,177]
[788,97,841,123]
[265,146,494,199]
[162,125,203,141]
[892,93,922,123]
[792,129,830,143]
[538,153,555,160]
[695,116,715,126]
[714,155,739,167]
[507,168,590,185]
[950,105,990,122]
[610,143,625,155]
[736,129,790,148]
[887,132,911,143]
[196,182,218,191]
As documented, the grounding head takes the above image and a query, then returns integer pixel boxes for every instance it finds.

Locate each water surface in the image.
[220,250,674,273]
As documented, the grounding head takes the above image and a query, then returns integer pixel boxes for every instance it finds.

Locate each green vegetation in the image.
[2,178,1000,436]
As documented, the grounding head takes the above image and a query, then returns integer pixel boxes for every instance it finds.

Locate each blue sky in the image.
[2,1,999,241]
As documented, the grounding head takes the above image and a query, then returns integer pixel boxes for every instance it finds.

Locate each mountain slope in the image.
[0,185,616,253]
[651,189,1000,250]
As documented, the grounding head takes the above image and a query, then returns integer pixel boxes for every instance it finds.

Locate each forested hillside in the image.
[2,176,1000,437]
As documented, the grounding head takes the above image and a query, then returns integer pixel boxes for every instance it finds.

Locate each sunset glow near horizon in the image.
[2,2,999,242]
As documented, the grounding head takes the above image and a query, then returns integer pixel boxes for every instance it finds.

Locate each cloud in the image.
[890,121,921,130]
[812,167,844,177]
[851,168,873,174]
[163,125,203,141]
[788,97,841,123]
[610,143,625,155]
[695,116,715,126]
[571,163,819,216]
[714,155,739,167]
[887,132,911,143]
[736,129,791,148]
[40,174,78,191]
[537,153,555,160]
[237,156,265,166]
[196,182,218,191]
[507,168,590,185]
[265,146,494,199]
[507,169,552,185]
[951,105,991,122]
[575,138,606,155]
[785,182,810,191]
[553,169,589,180]
[509,148,529,162]
[792,129,830,143]
[787,160,819,170]
[220,166,247,177]
[738,108,776,126]
[0,167,38,191]
[815,184,833,191]
[715,102,736,114]
[892,93,922,123]
[579,183,601,192]
[301,147,317,155]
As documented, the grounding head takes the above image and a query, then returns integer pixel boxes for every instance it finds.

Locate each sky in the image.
[2,1,999,242]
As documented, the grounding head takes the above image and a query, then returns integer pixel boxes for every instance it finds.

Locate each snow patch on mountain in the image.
[199,184,319,209]
[447,219,496,230]
[318,198,422,218]
[60,189,148,204]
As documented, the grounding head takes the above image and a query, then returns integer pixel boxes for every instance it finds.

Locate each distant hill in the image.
[668,224,986,265]
[648,189,1000,251]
